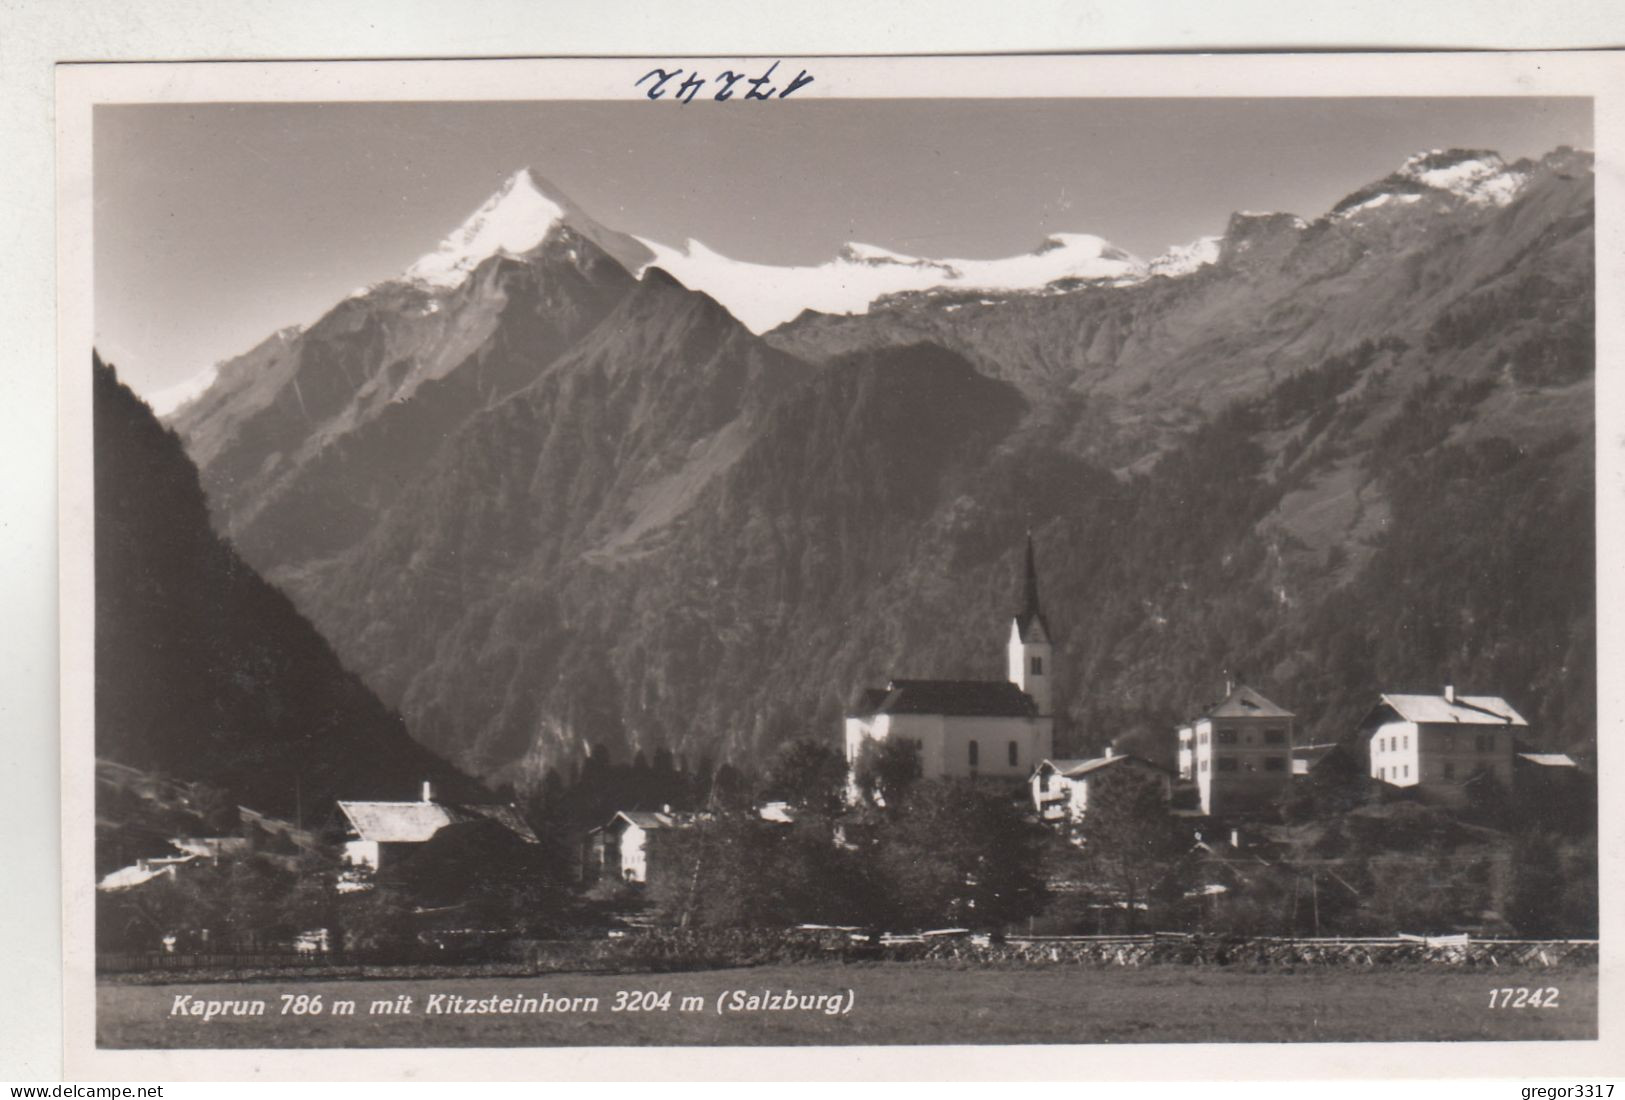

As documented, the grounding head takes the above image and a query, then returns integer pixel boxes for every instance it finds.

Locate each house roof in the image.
[1040,754,1170,779]
[1203,683,1294,720]
[1516,752,1578,768]
[616,810,677,830]
[1376,693,1528,727]
[338,800,539,844]
[850,678,1039,718]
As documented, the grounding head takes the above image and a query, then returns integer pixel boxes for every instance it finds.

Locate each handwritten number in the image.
[635,69,683,100]
[780,70,814,98]
[637,62,811,103]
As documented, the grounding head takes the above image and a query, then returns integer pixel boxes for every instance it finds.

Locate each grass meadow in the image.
[98,962,1597,1047]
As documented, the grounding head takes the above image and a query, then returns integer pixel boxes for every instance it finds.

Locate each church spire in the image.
[1022,529,1041,621]
[1008,529,1053,715]
[1013,530,1050,642]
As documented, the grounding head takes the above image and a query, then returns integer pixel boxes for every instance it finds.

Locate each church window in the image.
[1008,741,1019,766]
[1217,730,1237,745]
[1264,729,1286,745]
[968,740,979,767]
[1030,655,1043,675]
[1264,756,1285,771]
[1216,758,1238,772]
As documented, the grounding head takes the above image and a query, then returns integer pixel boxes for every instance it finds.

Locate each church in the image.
[843,536,1056,784]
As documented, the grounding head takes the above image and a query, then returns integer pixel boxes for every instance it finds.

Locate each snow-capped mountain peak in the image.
[1395,148,1526,207]
[635,232,1146,333]
[403,168,567,289]
[1148,235,1222,278]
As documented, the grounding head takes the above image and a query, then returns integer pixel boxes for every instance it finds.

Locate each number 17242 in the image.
[1489,987,1559,1008]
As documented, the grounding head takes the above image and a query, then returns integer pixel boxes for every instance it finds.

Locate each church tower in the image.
[1007,533,1054,717]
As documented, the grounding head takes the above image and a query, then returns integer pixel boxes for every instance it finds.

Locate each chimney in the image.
[1444,685,1455,704]
[1224,675,1235,697]
[421,780,433,803]
[1104,745,1115,759]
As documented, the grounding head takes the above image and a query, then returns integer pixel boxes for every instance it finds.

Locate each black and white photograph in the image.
[52,52,1623,1078]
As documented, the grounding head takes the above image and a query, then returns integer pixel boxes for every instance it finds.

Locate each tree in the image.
[384,820,567,936]
[852,737,922,813]
[652,814,877,929]
[874,779,1045,931]
[765,738,849,818]
[1066,771,1189,932]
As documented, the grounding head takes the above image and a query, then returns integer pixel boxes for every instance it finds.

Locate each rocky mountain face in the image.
[165,148,1596,785]
[94,355,486,818]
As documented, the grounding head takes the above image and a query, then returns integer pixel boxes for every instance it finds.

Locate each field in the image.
[98,962,1597,1047]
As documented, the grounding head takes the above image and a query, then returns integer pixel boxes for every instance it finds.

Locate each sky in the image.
[94,97,1592,402]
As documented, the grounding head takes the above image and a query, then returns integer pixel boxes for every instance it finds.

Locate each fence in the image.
[98,931,1599,980]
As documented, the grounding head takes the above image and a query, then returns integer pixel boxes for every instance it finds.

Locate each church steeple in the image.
[1022,530,1041,622]
[1008,532,1053,716]
[1013,530,1050,643]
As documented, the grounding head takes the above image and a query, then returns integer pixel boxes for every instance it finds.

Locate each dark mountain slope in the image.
[177,224,637,570]
[94,354,484,817]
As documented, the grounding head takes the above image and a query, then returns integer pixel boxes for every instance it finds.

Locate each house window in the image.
[1217,730,1237,745]
[1264,757,1286,772]
[1198,731,1209,746]
[1264,729,1286,745]
[1039,771,1051,793]
[1008,741,1019,766]
[1403,764,1409,778]
[1199,759,1209,772]
[1378,766,1386,780]
[968,740,979,767]
[1402,734,1409,750]
[1217,758,1238,772]
[1031,655,1043,675]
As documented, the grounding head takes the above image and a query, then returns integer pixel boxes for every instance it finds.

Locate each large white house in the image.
[844,536,1056,786]
[1359,688,1527,807]
[1176,683,1296,817]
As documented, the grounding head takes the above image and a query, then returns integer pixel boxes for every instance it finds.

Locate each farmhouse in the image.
[1176,683,1296,817]
[336,781,538,871]
[1031,751,1173,825]
[844,536,1055,787]
[1358,688,1526,807]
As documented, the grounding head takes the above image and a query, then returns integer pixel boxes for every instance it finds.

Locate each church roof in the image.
[850,678,1039,719]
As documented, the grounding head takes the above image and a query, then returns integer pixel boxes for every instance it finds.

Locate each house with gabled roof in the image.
[1176,681,1296,817]
[844,535,1056,790]
[582,809,698,885]
[1030,751,1174,826]
[1359,687,1528,807]
[337,781,538,871]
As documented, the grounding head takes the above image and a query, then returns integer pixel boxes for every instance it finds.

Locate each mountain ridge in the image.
[160,145,1596,785]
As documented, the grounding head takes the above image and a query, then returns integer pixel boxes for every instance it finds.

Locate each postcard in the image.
[56,51,1624,1080]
